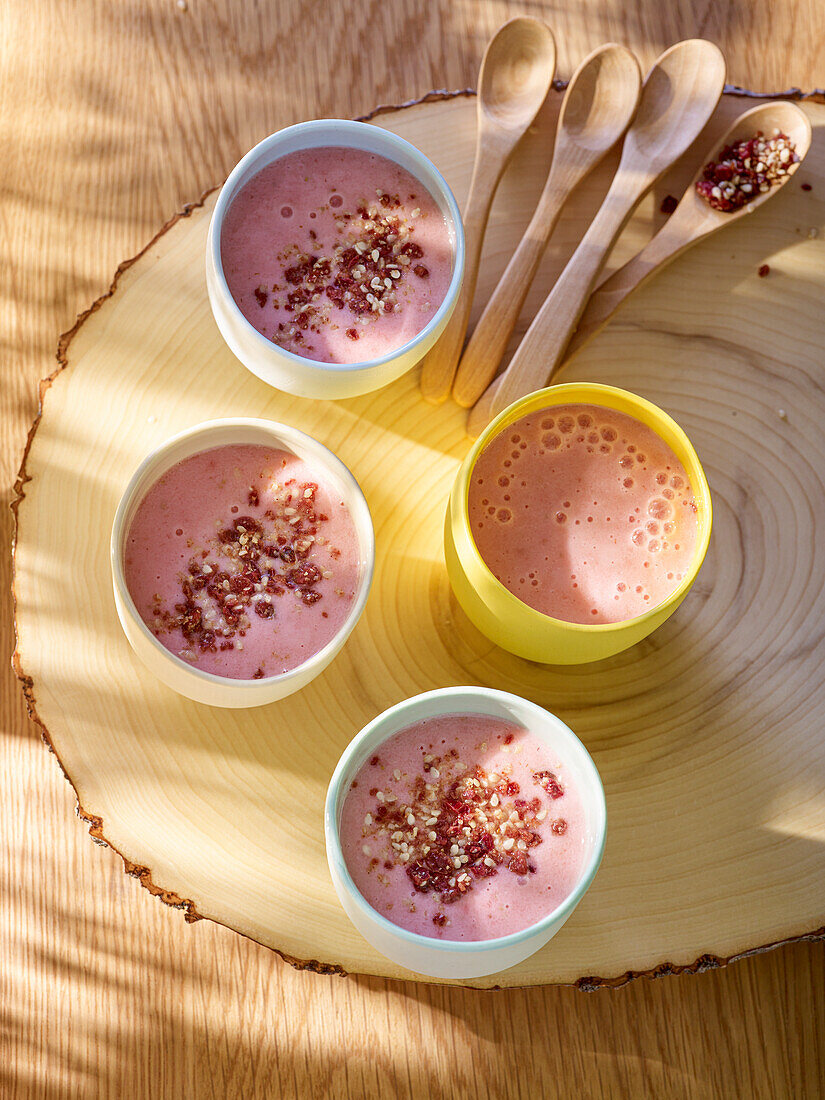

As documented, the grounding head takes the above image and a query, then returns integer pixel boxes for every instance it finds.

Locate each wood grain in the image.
[13,87,825,988]
[2,1,825,1095]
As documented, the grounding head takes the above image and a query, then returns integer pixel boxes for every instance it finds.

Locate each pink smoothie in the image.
[468,404,699,625]
[220,146,452,364]
[124,444,360,679]
[340,715,587,941]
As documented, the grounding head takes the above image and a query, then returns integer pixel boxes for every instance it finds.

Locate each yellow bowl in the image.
[445,383,712,664]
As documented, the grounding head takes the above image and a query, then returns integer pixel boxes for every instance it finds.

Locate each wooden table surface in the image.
[2,2,823,1096]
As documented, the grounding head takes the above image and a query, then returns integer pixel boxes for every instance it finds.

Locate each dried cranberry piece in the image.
[253,286,268,307]
[254,601,275,619]
[407,862,432,892]
[400,241,423,259]
[286,562,322,588]
[234,516,262,534]
[432,913,446,927]
[550,819,568,835]
[301,590,322,605]
[230,574,254,595]
[413,264,429,278]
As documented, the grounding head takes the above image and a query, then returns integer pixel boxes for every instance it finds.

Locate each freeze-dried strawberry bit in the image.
[550,819,568,835]
[148,479,338,659]
[534,771,565,800]
[257,196,431,356]
[695,130,798,212]
[359,744,570,911]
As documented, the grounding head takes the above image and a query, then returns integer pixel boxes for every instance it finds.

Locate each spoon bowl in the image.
[566,100,813,359]
[624,40,726,169]
[479,17,558,133]
[558,43,642,154]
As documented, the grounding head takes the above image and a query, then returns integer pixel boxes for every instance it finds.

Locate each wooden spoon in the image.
[564,100,813,360]
[419,17,557,405]
[452,43,641,408]
[467,39,726,437]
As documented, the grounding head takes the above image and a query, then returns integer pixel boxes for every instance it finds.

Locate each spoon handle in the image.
[452,176,569,408]
[419,155,505,405]
[467,185,638,436]
[564,211,698,358]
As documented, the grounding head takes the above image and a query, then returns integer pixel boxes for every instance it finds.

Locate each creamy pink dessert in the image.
[340,715,586,941]
[124,444,359,679]
[468,404,700,625]
[220,146,452,364]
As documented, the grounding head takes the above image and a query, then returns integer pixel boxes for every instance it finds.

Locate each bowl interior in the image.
[111,418,375,686]
[458,382,713,635]
[208,119,465,372]
[326,687,607,951]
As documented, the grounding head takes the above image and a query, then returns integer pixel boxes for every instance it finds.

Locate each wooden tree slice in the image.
[13,90,825,988]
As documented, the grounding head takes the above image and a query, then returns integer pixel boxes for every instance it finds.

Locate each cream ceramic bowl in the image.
[325,686,606,980]
[206,118,465,399]
[111,418,374,708]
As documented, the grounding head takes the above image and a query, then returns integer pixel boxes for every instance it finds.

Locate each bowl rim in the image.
[110,416,375,691]
[324,686,607,954]
[453,382,713,635]
[207,117,465,376]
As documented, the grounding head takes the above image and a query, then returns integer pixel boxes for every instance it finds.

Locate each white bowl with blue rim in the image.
[111,418,375,708]
[206,118,465,400]
[325,686,606,979]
